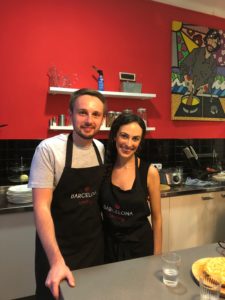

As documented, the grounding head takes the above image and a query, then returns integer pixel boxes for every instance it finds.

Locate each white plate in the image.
[7,193,32,198]
[7,194,32,203]
[7,191,32,196]
[7,198,32,204]
[8,184,32,193]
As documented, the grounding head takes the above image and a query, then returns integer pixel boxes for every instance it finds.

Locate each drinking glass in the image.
[161,252,181,287]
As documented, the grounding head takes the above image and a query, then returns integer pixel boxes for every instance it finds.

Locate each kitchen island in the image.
[0,184,224,299]
[60,243,224,300]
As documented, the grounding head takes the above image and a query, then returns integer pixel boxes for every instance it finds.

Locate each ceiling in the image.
[152,0,225,19]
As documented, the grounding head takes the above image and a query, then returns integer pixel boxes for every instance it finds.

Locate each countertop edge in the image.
[1,184,225,214]
[161,184,225,197]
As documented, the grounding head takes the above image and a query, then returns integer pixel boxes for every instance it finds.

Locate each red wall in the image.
[1,0,225,139]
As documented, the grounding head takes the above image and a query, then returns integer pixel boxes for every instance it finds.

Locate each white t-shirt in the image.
[28,134,105,189]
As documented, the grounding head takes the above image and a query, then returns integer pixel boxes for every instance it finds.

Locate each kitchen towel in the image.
[185,177,217,187]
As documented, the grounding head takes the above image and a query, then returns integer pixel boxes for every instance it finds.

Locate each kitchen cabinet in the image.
[161,197,170,252]
[148,197,170,253]
[0,211,35,299]
[213,191,225,241]
[48,87,157,132]
[151,189,225,253]
[168,192,217,251]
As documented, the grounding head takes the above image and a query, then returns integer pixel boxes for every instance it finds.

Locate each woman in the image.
[100,113,162,263]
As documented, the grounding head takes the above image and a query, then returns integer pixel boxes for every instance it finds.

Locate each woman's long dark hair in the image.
[105,113,146,166]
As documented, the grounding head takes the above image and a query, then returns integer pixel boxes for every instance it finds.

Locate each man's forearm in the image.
[33,188,64,266]
[34,206,64,266]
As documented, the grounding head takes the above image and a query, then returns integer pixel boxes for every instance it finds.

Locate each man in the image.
[180,29,221,95]
[28,88,106,299]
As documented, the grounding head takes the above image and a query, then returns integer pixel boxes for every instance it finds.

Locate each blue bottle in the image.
[98,70,104,91]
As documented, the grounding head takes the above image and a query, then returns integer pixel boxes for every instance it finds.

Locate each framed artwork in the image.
[171,21,225,121]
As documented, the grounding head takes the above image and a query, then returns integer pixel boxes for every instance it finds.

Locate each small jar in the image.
[137,108,147,126]
[58,114,65,126]
[50,116,57,126]
[106,111,115,127]
[123,109,133,114]
[114,111,122,119]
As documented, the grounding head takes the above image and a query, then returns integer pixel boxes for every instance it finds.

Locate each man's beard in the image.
[206,43,217,53]
[73,126,96,140]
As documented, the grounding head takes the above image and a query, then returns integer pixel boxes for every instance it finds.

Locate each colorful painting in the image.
[171,21,225,121]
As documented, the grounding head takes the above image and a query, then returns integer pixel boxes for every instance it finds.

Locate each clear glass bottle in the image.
[137,108,147,126]
[114,111,122,119]
[58,114,65,126]
[106,111,115,127]
[123,109,133,114]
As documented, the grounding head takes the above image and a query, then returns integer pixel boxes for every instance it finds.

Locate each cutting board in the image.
[160,184,171,192]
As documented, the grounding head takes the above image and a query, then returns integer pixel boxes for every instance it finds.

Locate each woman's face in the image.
[115,122,143,158]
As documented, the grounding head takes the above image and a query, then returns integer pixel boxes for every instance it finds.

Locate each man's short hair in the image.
[69,88,106,113]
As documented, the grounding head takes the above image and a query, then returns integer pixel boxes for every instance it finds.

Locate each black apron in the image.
[101,156,153,263]
[35,133,105,299]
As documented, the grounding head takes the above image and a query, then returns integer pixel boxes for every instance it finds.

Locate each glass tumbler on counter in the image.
[161,252,181,287]
[137,108,147,126]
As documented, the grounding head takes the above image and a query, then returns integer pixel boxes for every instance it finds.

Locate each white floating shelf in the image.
[49,125,156,132]
[48,87,156,100]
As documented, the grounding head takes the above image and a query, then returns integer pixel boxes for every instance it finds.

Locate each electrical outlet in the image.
[152,163,162,170]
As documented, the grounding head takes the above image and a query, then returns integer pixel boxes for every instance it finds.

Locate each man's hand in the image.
[45,261,75,299]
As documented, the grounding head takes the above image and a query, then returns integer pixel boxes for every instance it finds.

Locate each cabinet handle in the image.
[201,196,214,200]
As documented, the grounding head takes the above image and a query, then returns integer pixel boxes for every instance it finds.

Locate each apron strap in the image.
[135,155,138,169]
[65,133,73,167]
[65,133,103,167]
[93,141,103,165]
[136,156,150,195]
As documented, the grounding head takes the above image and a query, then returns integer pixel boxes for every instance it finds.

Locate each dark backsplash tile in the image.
[0,138,224,185]
[0,140,41,185]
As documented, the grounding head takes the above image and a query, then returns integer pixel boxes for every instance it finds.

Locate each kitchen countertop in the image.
[60,243,224,300]
[1,182,225,214]
[160,182,225,198]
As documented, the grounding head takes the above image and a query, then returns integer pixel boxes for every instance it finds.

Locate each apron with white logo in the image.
[101,156,153,263]
[35,133,105,299]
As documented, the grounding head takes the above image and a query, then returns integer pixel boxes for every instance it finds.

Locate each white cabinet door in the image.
[161,197,170,252]
[213,191,225,242]
[0,211,35,300]
[148,197,170,253]
[169,193,217,251]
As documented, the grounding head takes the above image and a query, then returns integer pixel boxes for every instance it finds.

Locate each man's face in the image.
[70,95,104,140]
[206,35,219,53]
